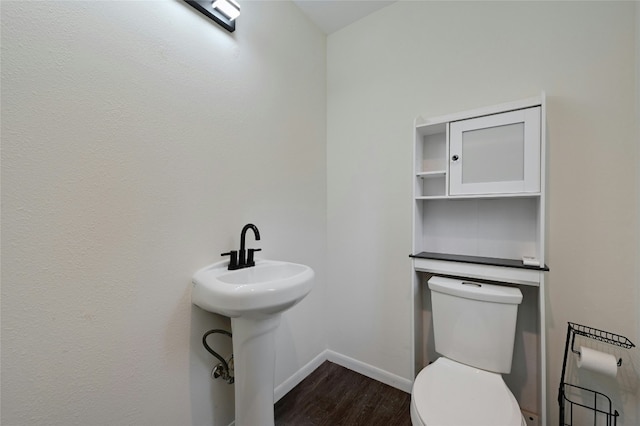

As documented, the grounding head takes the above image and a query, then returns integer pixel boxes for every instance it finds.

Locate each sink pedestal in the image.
[191,259,314,426]
[231,314,281,426]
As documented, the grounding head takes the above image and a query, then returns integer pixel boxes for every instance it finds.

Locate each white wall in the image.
[636,3,640,421]
[3,1,639,424]
[0,1,326,425]
[327,1,639,423]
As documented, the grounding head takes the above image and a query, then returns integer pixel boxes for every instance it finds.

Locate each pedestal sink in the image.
[192,259,314,426]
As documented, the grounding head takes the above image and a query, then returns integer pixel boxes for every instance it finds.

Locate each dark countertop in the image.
[410,251,549,271]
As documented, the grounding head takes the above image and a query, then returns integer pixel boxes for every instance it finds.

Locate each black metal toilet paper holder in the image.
[558,322,635,426]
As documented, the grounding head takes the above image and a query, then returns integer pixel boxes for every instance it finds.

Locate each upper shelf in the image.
[410,252,548,286]
[410,252,548,271]
[417,171,446,179]
[415,121,446,137]
[415,192,541,201]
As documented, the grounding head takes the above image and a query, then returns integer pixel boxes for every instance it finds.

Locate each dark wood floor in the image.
[274,361,412,426]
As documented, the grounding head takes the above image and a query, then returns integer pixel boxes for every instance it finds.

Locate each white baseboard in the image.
[229,349,413,426]
[274,350,328,402]
[326,350,413,393]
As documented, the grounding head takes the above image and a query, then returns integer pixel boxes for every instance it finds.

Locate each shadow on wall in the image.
[503,284,538,414]
[189,305,235,426]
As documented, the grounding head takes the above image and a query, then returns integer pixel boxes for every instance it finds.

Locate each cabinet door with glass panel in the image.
[449,107,541,196]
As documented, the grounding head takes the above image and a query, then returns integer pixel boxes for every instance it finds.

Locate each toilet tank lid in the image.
[428,276,522,304]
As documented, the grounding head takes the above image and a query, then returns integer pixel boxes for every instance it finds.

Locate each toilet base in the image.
[410,394,422,426]
[410,358,526,426]
[411,395,526,426]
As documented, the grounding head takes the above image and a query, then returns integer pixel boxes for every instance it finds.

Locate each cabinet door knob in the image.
[451,155,459,162]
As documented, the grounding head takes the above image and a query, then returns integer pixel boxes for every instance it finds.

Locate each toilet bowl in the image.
[411,357,526,426]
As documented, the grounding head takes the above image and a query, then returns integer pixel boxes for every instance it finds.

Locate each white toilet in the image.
[411,276,527,426]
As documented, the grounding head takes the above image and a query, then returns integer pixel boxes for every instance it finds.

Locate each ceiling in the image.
[292,0,396,34]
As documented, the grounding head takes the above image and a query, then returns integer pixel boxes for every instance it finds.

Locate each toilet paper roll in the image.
[577,346,618,378]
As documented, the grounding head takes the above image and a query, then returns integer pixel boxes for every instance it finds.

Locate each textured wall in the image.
[1,2,326,425]
[637,5,640,424]
[327,1,638,423]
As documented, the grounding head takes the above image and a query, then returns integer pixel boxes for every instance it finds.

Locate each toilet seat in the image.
[411,357,525,426]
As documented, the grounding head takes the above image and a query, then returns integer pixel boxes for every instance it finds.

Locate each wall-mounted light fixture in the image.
[185,0,240,32]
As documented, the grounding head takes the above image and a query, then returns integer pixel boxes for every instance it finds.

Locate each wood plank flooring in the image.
[274,361,412,426]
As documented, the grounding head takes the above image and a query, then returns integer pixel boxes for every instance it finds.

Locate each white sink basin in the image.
[192,259,314,318]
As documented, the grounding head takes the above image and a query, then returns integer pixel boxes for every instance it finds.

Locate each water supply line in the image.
[202,329,234,384]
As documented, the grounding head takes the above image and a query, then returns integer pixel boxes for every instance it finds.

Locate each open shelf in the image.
[415,192,541,200]
[417,171,446,179]
[415,195,449,200]
[415,197,541,262]
[568,322,635,349]
[410,251,549,271]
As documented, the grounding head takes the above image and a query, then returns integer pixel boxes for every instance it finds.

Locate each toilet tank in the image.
[428,276,523,374]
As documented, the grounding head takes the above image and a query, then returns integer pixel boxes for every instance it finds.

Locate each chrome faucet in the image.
[221,223,261,270]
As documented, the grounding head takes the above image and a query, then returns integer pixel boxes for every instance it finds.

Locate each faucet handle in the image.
[247,248,262,266]
[221,250,238,270]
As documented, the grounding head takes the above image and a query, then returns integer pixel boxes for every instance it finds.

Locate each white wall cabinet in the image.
[411,95,548,425]
[413,97,546,264]
[415,105,541,200]
[449,106,541,196]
